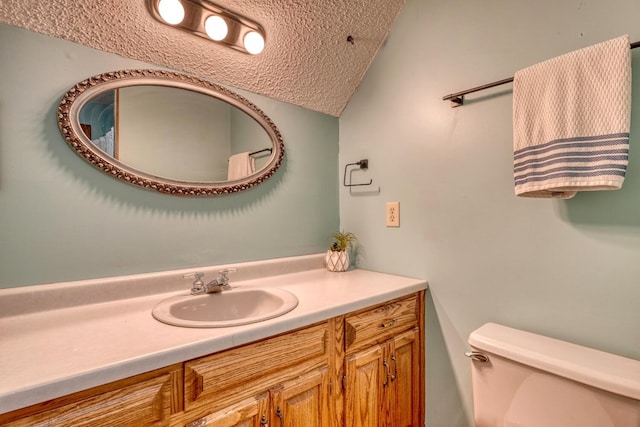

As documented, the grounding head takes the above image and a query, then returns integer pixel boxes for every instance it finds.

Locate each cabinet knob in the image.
[276,406,284,424]
[260,415,269,426]
[379,318,397,328]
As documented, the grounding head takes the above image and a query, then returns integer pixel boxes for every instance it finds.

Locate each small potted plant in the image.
[325,231,357,272]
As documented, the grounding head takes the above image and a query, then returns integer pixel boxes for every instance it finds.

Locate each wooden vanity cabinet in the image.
[343,293,424,427]
[0,291,424,427]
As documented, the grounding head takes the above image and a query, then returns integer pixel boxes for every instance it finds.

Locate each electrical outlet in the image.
[386,202,400,227]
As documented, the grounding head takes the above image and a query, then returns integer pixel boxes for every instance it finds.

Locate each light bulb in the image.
[205,15,228,41]
[243,31,265,55]
[157,0,185,25]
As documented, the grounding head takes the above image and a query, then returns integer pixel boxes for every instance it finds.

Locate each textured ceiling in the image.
[0,0,404,117]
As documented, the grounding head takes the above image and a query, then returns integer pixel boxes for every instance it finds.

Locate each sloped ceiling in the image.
[0,0,404,117]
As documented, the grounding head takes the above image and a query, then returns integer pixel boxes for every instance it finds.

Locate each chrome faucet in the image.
[183,268,237,295]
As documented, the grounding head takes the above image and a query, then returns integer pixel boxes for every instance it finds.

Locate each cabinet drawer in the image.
[1,366,182,427]
[344,294,419,353]
[184,321,329,412]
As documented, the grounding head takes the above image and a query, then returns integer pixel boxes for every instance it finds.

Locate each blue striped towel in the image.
[513,35,632,198]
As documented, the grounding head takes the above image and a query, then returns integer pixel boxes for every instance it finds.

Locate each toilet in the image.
[466,323,640,427]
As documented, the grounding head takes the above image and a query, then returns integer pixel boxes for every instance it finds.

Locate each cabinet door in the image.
[344,329,422,427]
[344,344,385,427]
[270,366,330,427]
[182,393,269,427]
[390,328,421,427]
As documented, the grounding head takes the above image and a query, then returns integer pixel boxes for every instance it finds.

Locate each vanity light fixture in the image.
[146,0,265,55]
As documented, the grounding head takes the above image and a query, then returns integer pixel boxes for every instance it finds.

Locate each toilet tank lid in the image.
[468,323,640,401]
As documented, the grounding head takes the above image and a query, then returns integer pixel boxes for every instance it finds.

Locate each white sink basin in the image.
[152,287,298,328]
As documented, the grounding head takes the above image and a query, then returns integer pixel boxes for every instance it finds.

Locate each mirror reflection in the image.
[79,85,273,182]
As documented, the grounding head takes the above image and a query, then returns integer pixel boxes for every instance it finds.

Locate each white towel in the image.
[227,152,255,180]
[227,151,256,181]
[513,35,632,198]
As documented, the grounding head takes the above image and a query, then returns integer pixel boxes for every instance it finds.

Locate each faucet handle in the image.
[183,272,204,282]
[183,272,206,294]
[218,268,237,283]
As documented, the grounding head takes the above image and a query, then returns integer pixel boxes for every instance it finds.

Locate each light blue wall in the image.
[339,0,640,425]
[0,24,339,288]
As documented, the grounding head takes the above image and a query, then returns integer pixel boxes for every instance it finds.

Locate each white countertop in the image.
[0,254,427,414]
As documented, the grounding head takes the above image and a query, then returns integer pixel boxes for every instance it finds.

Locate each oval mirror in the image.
[57,69,284,196]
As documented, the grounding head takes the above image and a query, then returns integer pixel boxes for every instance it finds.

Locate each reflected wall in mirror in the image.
[58,69,284,196]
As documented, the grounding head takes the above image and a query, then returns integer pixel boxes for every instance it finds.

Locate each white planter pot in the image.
[325,250,350,272]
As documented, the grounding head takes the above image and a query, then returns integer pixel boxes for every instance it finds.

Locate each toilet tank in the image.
[467,323,640,427]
